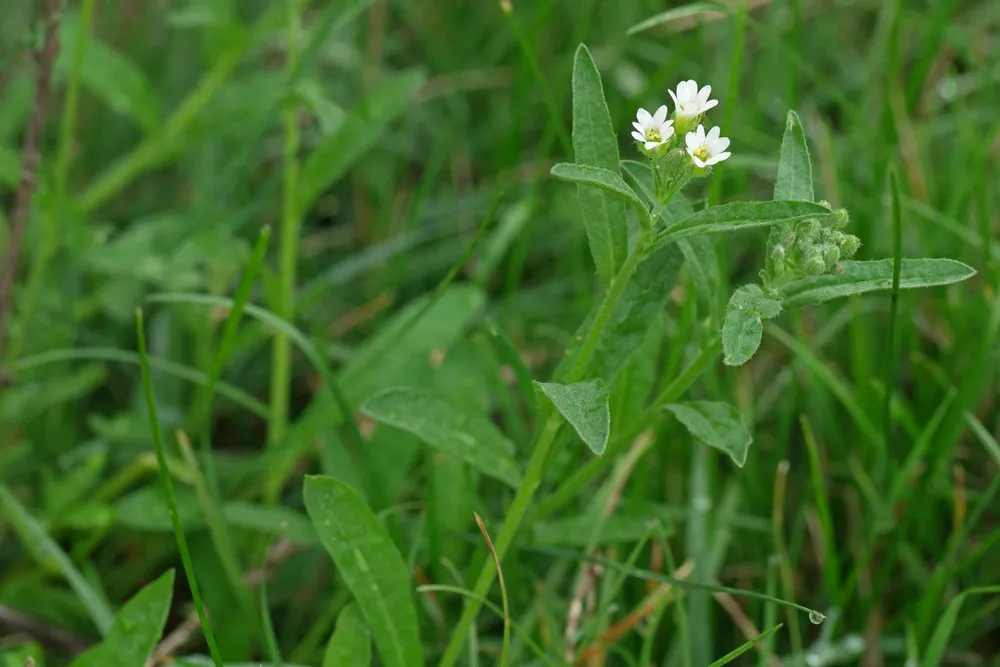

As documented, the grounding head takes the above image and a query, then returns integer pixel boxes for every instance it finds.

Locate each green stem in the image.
[268,6,302,455]
[438,241,646,667]
[10,0,94,361]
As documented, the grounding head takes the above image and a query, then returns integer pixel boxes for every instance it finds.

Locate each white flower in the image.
[668,80,718,118]
[631,105,674,150]
[685,125,731,168]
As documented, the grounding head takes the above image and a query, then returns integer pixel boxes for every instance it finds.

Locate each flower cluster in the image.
[771,204,861,278]
[630,80,730,170]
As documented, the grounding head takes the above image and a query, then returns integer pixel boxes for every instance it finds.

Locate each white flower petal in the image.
[661,125,676,140]
[685,132,700,152]
[696,85,712,104]
[707,125,721,141]
[653,105,669,124]
[632,121,644,134]
[694,124,707,140]
[690,152,706,168]
[680,80,698,100]
[636,108,653,126]
[632,131,645,142]
[702,99,719,112]
[705,151,731,166]
[713,137,731,152]
[644,141,661,150]
[668,89,679,106]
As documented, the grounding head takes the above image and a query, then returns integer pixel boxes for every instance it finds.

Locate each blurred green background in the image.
[1,0,998,665]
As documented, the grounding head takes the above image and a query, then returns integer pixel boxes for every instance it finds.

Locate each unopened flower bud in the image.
[832,208,850,229]
[819,200,832,210]
[840,234,860,257]
[772,244,786,262]
[805,254,826,276]
[823,245,840,267]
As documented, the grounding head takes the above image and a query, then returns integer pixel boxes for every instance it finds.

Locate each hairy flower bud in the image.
[772,244,786,262]
[823,245,841,267]
[840,234,861,258]
[832,208,850,229]
[805,254,826,276]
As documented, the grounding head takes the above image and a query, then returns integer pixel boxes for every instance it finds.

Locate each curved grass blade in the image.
[12,348,270,419]
[627,2,728,35]
[706,624,783,667]
[779,258,976,309]
[303,476,423,667]
[0,483,115,635]
[919,586,1000,667]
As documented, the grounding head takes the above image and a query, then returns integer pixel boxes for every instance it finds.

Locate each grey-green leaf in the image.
[780,258,976,309]
[664,401,753,467]
[722,285,782,366]
[324,603,372,667]
[551,163,651,230]
[556,243,683,382]
[360,387,522,488]
[68,570,175,667]
[571,44,628,285]
[773,111,813,202]
[535,380,611,455]
[649,200,831,252]
[303,476,423,667]
[768,110,814,275]
[300,71,424,210]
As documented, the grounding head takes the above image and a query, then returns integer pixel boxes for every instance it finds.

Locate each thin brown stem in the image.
[0,0,64,368]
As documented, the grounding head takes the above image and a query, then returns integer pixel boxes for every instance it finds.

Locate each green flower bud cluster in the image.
[770,203,860,280]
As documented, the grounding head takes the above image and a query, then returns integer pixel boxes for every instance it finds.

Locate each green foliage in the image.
[570,44,628,283]
[535,380,611,455]
[303,476,423,667]
[323,603,372,667]
[664,401,753,466]
[722,284,782,366]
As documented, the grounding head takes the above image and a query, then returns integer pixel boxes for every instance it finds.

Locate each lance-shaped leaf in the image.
[779,259,976,309]
[767,110,814,275]
[551,162,651,230]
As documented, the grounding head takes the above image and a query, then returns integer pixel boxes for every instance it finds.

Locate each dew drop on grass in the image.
[808,610,826,625]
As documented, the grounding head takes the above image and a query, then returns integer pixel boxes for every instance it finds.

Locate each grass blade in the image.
[919,586,1000,667]
[706,624,783,667]
[135,309,225,667]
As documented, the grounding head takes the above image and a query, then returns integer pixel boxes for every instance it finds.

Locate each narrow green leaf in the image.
[535,380,611,455]
[627,2,728,35]
[706,624,783,667]
[768,110,813,274]
[779,259,976,309]
[571,44,628,285]
[550,163,651,230]
[324,603,372,667]
[299,71,424,210]
[360,387,523,488]
[722,285,782,366]
[664,401,753,467]
[649,200,831,251]
[303,476,423,667]
[920,586,1000,667]
[58,11,160,130]
[0,483,115,635]
[557,243,683,382]
[68,570,175,667]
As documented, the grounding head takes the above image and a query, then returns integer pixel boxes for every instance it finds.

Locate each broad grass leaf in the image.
[664,401,752,466]
[68,570,175,667]
[551,163,650,230]
[649,200,831,251]
[0,483,115,634]
[535,380,611,455]
[722,285,782,366]
[779,258,976,308]
[571,44,628,285]
[324,603,372,667]
[58,12,160,130]
[556,243,683,382]
[360,387,522,488]
[303,476,423,667]
[299,71,424,210]
[768,110,814,275]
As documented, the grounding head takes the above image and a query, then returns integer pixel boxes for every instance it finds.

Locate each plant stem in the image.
[268,5,302,455]
[438,241,645,667]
